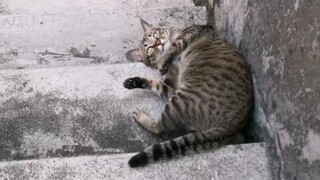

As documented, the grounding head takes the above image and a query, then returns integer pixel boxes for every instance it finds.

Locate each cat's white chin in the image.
[157,45,164,53]
[156,40,171,56]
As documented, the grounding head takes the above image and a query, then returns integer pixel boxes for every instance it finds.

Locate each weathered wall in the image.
[205,0,320,179]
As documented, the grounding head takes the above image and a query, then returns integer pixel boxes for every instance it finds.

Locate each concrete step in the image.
[0,63,164,161]
[0,0,195,15]
[0,6,206,70]
[0,143,271,180]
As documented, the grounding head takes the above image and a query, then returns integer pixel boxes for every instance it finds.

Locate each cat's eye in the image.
[144,44,147,47]
[148,34,152,37]
[153,31,159,38]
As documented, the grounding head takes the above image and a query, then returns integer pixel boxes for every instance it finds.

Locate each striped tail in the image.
[128,128,231,168]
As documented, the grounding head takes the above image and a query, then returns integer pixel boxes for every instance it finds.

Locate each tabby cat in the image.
[123,19,253,168]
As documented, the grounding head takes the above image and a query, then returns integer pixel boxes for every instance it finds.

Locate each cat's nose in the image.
[155,39,161,46]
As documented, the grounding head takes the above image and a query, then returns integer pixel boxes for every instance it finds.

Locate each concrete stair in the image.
[0,0,271,179]
[0,63,164,160]
[0,6,206,70]
[1,0,195,15]
[0,143,271,180]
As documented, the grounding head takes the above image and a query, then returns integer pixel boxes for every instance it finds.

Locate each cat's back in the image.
[174,36,253,129]
[180,36,251,91]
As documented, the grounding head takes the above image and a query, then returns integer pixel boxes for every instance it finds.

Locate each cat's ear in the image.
[140,19,152,32]
[126,49,143,62]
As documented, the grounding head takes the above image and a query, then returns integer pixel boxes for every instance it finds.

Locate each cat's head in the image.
[126,19,171,69]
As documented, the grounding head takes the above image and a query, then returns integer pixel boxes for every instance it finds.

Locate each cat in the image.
[123,19,253,168]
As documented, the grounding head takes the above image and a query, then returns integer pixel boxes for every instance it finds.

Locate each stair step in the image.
[0,6,206,70]
[0,143,271,180]
[0,0,195,15]
[0,63,164,161]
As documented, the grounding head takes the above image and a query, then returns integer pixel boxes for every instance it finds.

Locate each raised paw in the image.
[123,77,149,89]
[159,63,169,75]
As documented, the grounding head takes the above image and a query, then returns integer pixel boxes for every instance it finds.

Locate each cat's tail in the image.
[128,127,233,168]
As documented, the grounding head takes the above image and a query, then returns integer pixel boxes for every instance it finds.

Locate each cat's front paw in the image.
[158,62,169,75]
[123,77,149,89]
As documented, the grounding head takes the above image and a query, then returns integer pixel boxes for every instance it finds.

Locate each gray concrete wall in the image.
[202,0,320,179]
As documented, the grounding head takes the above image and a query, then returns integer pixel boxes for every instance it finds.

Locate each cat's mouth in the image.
[155,39,162,46]
[155,39,167,51]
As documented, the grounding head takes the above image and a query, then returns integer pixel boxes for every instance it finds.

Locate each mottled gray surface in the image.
[0,63,164,160]
[0,0,272,179]
[0,143,271,180]
[0,0,194,15]
[0,0,207,162]
[213,0,320,179]
[0,6,206,70]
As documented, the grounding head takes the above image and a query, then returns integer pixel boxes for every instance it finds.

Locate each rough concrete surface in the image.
[213,0,320,179]
[0,63,165,161]
[0,6,206,70]
[0,0,273,179]
[0,0,194,15]
[0,143,271,180]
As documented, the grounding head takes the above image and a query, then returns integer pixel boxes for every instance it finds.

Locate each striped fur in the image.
[124,19,253,168]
